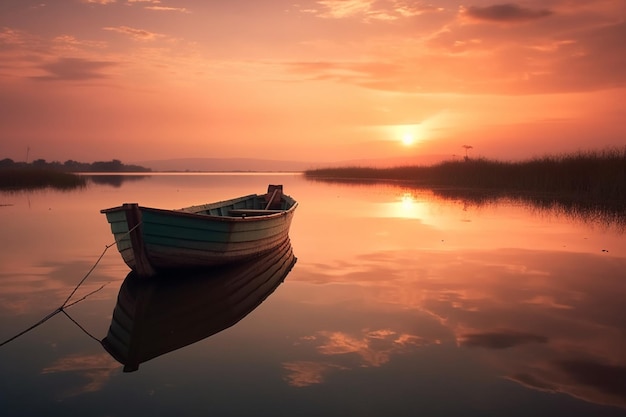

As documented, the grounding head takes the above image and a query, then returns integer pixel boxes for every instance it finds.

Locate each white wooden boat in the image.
[101,185,297,277]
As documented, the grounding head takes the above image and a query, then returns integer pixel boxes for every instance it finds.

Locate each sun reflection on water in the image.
[384,192,425,220]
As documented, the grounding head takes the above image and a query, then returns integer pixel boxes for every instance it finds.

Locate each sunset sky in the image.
[1,0,625,165]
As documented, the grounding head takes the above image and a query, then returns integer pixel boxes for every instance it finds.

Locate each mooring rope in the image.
[61,309,102,344]
[0,223,141,348]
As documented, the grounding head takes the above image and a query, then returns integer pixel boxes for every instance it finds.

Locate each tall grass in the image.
[0,168,86,190]
[305,148,626,203]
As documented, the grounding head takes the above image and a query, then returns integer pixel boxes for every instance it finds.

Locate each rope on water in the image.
[61,309,101,344]
[0,223,141,348]
[0,308,63,348]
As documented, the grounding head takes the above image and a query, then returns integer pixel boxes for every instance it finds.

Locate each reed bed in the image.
[0,168,86,190]
[305,148,626,203]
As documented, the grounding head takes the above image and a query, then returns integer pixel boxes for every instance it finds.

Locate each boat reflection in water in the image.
[101,238,296,372]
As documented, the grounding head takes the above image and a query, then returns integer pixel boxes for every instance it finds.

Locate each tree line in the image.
[0,158,151,172]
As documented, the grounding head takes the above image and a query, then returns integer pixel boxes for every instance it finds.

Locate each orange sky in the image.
[1,0,625,165]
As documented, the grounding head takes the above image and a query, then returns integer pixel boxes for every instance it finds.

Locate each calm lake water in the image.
[1,173,625,417]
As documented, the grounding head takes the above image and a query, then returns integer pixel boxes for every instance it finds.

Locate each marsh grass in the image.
[305,148,626,228]
[305,148,626,203]
[0,168,86,190]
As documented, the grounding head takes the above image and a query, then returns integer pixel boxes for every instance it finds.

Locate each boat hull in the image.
[101,190,297,277]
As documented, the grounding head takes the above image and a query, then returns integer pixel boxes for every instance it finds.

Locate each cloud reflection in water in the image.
[287,247,626,409]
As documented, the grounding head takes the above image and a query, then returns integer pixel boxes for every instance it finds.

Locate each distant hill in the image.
[133,158,313,172]
[134,155,450,172]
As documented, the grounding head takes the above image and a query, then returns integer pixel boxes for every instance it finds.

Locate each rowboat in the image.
[101,185,297,278]
[101,238,296,372]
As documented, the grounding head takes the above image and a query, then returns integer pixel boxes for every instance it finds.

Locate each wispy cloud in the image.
[34,57,115,81]
[459,330,548,349]
[81,0,117,4]
[301,0,443,22]
[463,3,553,23]
[82,0,188,11]
[281,327,430,387]
[52,35,108,51]
[282,361,346,387]
[42,353,120,397]
[145,6,189,13]
[0,27,37,48]
[315,0,373,19]
[103,26,163,41]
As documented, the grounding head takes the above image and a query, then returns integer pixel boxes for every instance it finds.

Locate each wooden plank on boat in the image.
[228,209,284,216]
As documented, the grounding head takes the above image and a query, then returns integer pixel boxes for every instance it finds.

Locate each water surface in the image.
[1,173,625,417]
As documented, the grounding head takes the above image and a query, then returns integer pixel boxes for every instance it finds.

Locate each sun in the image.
[401,133,415,146]
[389,124,425,147]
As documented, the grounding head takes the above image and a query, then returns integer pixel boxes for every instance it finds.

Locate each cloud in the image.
[311,0,373,19]
[145,6,189,13]
[52,35,108,52]
[41,353,120,397]
[463,3,553,23]
[81,0,117,4]
[506,358,626,409]
[34,57,115,81]
[459,330,548,349]
[282,13,626,95]
[549,21,626,91]
[282,361,345,387]
[301,0,443,22]
[282,328,430,387]
[555,359,626,399]
[103,26,162,41]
